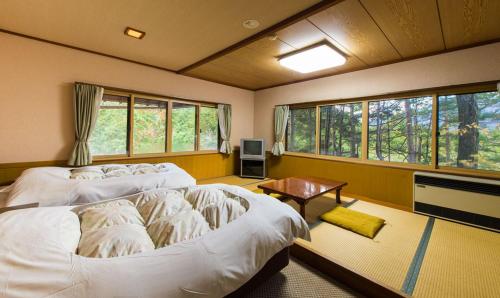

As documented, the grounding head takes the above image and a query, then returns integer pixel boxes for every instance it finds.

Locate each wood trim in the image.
[93,150,220,162]
[177,0,347,74]
[255,39,500,91]
[431,94,438,168]
[129,95,135,156]
[315,105,320,155]
[291,242,408,298]
[167,101,173,153]
[77,81,225,107]
[287,80,498,108]
[283,151,500,180]
[361,101,369,161]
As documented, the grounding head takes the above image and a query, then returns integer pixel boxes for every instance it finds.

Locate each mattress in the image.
[2,163,196,207]
[0,184,310,298]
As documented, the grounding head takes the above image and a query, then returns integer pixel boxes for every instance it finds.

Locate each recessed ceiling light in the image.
[242,19,260,29]
[124,27,145,39]
[278,43,347,73]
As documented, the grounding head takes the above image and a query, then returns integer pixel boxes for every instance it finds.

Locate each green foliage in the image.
[368,97,433,164]
[287,108,316,153]
[320,103,362,157]
[90,98,219,155]
[90,100,127,155]
[438,91,499,171]
[199,107,219,150]
[172,103,196,152]
[133,101,166,154]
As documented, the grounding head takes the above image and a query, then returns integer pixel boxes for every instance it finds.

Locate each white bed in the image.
[1,163,196,207]
[0,184,309,298]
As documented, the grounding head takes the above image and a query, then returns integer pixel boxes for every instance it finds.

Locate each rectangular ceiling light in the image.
[278,43,347,73]
[124,27,145,39]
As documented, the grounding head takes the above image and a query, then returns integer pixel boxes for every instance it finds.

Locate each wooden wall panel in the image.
[438,0,500,48]
[308,0,401,65]
[267,154,414,209]
[360,0,445,57]
[0,153,238,186]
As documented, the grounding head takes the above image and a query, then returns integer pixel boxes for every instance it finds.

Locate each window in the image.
[368,96,433,164]
[438,91,500,171]
[90,89,220,157]
[319,102,362,157]
[90,94,129,155]
[172,102,196,152]
[199,106,219,150]
[133,98,167,154]
[286,107,316,153]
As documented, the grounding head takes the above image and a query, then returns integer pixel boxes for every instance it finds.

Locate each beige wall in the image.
[255,42,500,150]
[0,32,254,163]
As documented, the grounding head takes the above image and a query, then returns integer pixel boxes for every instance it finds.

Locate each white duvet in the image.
[2,163,196,207]
[0,184,310,298]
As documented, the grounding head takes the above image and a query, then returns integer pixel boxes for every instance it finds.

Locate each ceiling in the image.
[1,0,500,90]
[0,0,319,70]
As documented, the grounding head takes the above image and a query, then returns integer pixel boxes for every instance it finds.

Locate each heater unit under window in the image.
[413,172,500,231]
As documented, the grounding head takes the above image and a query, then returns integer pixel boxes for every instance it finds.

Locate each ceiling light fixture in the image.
[242,19,260,29]
[278,42,347,73]
[124,27,145,39]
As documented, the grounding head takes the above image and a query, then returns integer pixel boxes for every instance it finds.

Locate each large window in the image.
[438,91,500,171]
[90,94,129,156]
[90,90,220,157]
[286,107,316,153]
[319,102,362,158]
[172,102,196,152]
[368,96,433,164]
[133,98,167,154]
[199,106,219,150]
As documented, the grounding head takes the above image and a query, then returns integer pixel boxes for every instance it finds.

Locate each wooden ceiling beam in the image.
[176,0,346,74]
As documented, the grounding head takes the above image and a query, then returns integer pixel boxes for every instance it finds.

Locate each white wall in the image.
[0,32,254,163]
[255,42,500,150]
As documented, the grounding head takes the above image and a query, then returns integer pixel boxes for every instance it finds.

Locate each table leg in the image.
[300,203,306,219]
[336,188,342,204]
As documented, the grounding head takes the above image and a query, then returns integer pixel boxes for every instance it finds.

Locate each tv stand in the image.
[240,158,266,179]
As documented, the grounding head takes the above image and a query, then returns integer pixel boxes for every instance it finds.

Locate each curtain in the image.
[271,105,290,156]
[217,104,232,154]
[68,83,104,166]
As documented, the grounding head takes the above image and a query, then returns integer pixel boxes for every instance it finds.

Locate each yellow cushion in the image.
[252,188,284,200]
[321,207,385,239]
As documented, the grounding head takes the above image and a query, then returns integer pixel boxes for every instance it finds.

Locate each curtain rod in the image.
[74,81,230,107]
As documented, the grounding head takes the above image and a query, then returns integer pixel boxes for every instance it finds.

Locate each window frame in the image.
[283,82,499,179]
[91,89,220,160]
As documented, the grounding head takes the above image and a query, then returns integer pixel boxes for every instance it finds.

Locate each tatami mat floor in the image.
[200,175,500,298]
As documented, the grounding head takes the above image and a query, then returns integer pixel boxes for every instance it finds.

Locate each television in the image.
[240,138,265,160]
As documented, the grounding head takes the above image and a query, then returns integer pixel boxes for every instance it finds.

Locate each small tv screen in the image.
[243,140,263,156]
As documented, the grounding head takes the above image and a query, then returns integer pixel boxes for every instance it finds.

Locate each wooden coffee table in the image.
[258,177,347,218]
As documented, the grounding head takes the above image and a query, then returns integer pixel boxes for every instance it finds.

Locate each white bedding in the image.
[0,184,310,298]
[2,163,196,207]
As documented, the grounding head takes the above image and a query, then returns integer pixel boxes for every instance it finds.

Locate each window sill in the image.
[282,152,500,180]
[93,150,221,162]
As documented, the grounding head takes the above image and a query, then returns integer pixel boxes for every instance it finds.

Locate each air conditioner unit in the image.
[413,172,500,231]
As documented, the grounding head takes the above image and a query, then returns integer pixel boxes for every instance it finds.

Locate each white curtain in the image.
[217,104,232,154]
[271,105,289,156]
[68,83,103,166]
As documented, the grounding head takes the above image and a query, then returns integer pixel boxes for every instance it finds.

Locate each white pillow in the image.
[78,224,154,258]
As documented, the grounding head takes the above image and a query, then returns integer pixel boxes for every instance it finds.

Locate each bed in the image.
[1,163,196,207]
[0,184,310,298]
